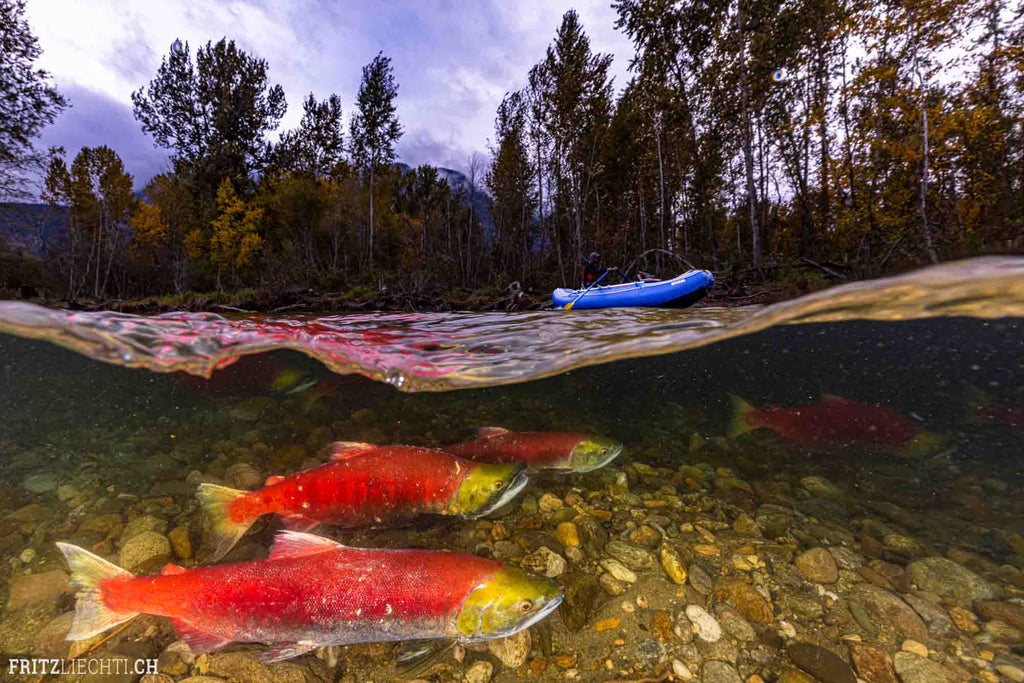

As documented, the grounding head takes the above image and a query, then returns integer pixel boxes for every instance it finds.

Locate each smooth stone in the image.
[487,628,530,668]
[846,583,928,642]
[121,515,168,544]
[600,558,638,583]
[158,640,195,676]
[685,604,722,643]
[228,397,275,422]
[559,572,603,632]
[795,547,839,583]
[575,515,608,557]
[847,641,897,683]
[787,643,856,683]
[225,462,263,489]
[538,493,563,514]
[7,570,70,610]
[718,608,756,641]
[689,563,714,595]
[901,593,954,638]
[465,660,493,682]
[701,660,742,683]
[883,533,924,558]
[555,522,580,548]
[522,547,566,578]
[892,652,958,683]
[715,579,774,624]
[995,664,1024,682]
[801,476,844,498]
[32,612,74,657]
[777,670,816,683]
[900,639,928,657]
[23,473,58,494]
[660,544,687,584]
[119,530,171,571]
[169,524,192,560]
[974,600,1024,630]
[672,659,695,680]
[906,557,999,600]
[19,548,36,563]
[605,540,656,570]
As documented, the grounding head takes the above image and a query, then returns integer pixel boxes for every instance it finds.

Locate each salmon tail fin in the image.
[196,483,253,561]
[727,394,757,438]
[56,542,137,641]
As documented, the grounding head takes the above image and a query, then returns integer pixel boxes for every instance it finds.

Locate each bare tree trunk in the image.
[916,60,939,264]
[737,0,761,270]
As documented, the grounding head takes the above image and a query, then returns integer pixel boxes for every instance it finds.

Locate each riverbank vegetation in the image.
[1,0,1021,311]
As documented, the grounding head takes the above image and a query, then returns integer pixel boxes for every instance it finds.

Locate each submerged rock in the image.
[787,643,856,683]
[660,543,687,584]
[559,572,603,632]
[605,540,656,570]
[487,629,531,668]
[22,472,58,494]
[795,547,839,583]
[701,660,742,683]
[684,604,722,642]
[891,652,958,683]
[846,584,927,643]
[465,659,493,683]
[120,530,171,571]
[906,557,999,600]
[121,514,168,544]
[846,641,897,683]
[974,600,1024,630]
[7,570,70,610]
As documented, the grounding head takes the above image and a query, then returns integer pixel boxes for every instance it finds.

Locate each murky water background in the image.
[0,257,1022,682]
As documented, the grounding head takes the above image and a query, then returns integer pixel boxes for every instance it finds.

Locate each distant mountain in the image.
[0,203,68,256]
[396,163,493,242]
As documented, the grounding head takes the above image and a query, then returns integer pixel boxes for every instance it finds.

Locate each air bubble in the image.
[171,39,183,56]
[772,67,790,83]
[385,370,406,388]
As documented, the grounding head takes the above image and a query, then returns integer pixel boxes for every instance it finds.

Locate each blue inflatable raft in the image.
[552,269,714,310]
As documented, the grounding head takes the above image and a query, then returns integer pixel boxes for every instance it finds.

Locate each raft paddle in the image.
[564,269,610,310]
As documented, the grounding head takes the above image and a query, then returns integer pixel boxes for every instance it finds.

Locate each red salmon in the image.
[729,394,941,454]
[444,427,623,472]
[57,531,563,664]
[198,443,528,560]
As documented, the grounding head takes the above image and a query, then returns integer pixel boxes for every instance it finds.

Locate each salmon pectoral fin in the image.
[260,640,318,663]
[169,618,232,655]
[280,512,320,533]
[396,639,456,679]
[477,426,510,438]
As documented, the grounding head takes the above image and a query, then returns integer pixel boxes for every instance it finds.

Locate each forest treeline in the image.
[1,0,1021,307]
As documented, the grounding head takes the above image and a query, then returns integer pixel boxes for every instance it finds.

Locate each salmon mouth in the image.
[474,469,529,517]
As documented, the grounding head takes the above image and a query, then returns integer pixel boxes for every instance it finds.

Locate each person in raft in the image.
[581,252,626,288]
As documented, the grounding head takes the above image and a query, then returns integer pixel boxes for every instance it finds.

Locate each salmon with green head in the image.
[445,427,624,473]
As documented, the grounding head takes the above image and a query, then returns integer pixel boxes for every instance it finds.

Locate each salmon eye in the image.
[518,599,534,612]
[493,481,504,490]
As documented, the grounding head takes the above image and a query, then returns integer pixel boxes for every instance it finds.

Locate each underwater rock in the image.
[574,514,608,557]
[7,569,70,610]
[974,601,1024,630]
[947,604,979,632]
[228,397,276,422]
[684,604,722,642]
[629,524,662,548]
[718,607,756,641]
[599,573,628,595]
[605,540,656,570]
[900,639,927,657]
[78,513,123,538]
[827,547,864,571]
[465,659,493,683]
[732,513,762,537]
[19,547,35,563]
[672,659,695,680]
[906,557,999,600]
[892,652,958,683]
[777,670,816,683]
[33,611,74,657]
[688,563,714,595]
[882,533,924,559]
[756,505,795,538]
[700,659,741,683]
[205,651,327,682]
[795,547,839,583]
[522,547,566,578]
[119,530,171,572]
[487,628,531,668]
[555,522,579,548]
[538,493,563,514]
[787,643,856,683]
[714,579,773,624]
[559,572,603,632]
[22,472,57,494]
[600,558,637,583]
[660,544,687,584]
[996,664,1024,682]
[225,462,263,490]
[158,640,195,676]
[846,641,897,683]
[900,593,954,639]
[846,584,927,643]
[169,524,192,560]
[121,514,168,544]
[800,476,844,499]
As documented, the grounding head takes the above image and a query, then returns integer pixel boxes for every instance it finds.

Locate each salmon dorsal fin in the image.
[269,530,343,560]
[161,563,187,576]
[477,426,510,438]
[325,441,376,461]
[264,475,285,487]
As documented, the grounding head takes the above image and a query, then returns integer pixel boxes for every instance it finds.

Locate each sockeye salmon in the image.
[198,442,528,560]
[57,531,563,666]
[729,394,942,454]
[444,427,624,473]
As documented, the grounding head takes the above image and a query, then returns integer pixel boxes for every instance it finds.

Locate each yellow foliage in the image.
[209,178,264,271]
[129,200,168,258]
[184,229,205,260]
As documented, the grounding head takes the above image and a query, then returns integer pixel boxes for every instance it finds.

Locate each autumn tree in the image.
[0,0,68,199]
[203,178,263,288]
[349,52,403,264]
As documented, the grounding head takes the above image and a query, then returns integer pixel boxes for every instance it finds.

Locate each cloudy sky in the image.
[25,0,637,189]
